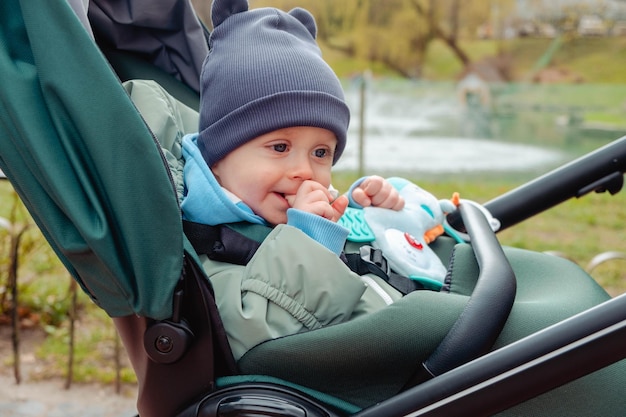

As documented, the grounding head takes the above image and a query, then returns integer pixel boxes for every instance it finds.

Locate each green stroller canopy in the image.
[0,0,188,319]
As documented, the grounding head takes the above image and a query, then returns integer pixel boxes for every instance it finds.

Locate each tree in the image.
[200,0,513,78]
[408,0,470,66]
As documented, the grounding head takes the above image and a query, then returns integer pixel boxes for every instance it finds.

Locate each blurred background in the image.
[207,0,626,179]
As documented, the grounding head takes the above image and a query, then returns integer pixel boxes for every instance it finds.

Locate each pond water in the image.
[335,135,563,174]
[335,79,624,177]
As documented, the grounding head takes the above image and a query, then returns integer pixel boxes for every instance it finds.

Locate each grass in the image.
[35,303,136,384]
[549,37,626,83]
[0,181,136,384]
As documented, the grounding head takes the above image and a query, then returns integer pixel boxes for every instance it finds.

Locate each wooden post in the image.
[358,71,370,177]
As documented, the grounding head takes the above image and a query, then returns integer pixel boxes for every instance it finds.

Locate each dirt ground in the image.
[0,326,138,417]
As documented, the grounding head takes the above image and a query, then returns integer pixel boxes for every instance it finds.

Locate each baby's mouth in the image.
[279,192,295,207]
[275,192,288,203]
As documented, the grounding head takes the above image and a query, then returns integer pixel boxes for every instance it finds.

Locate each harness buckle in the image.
[359,245,390,276]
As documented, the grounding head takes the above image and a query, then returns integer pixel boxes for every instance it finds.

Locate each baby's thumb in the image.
[285,194,296,207]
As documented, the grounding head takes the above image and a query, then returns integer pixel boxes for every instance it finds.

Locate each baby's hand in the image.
[351,176,405,210]
[285,181,348,222]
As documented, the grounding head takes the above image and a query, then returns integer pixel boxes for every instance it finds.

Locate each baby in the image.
[181,0,407,359]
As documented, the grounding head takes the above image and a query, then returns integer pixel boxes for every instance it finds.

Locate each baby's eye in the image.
[272,143,288,153]
[314,148,330,158]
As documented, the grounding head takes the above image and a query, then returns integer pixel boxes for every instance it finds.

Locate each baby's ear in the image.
[288,7,317,38]
[211,0,248,28]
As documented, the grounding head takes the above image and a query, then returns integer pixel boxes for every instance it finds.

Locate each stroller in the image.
[1,1,626,416]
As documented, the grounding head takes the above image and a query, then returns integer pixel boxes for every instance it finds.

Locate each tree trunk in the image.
[408,0,470,66]
[9,224,29,385]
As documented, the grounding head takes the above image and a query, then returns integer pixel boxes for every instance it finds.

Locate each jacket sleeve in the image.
[203,224,372,360]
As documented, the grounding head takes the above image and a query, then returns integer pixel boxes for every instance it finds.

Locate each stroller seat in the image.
[238,243,612,409]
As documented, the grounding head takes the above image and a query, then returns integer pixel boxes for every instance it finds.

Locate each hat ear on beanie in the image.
[288,7,316,38]
[198,0,351,167]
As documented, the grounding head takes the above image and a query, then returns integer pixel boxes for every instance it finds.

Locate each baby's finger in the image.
[291,181,333,207]
[361,176,384,197]
[351,187,372,207]
[317,201,336,220]
[368,181,394,207]
[388,194,405,211]
[393,196,404,211]
[380,192,404,210]
[285,194,297,207]
[330,195,349,220]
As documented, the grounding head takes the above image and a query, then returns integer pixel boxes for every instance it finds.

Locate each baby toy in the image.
[339,177,460,290]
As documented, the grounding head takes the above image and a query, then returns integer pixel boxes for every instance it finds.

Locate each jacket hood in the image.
[181,133,266,226]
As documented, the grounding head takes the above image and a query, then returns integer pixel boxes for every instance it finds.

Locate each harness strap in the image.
[183,220,426,295]
[343,247,427,295]
[183,220,260,266]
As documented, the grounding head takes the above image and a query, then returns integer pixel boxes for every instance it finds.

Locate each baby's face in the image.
[211,126,337,225]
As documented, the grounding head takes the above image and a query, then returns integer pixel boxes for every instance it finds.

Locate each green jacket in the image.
[204,225,401,359]
[124,79,402,360]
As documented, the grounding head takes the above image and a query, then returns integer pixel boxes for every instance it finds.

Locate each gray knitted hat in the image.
[197,0,350,167]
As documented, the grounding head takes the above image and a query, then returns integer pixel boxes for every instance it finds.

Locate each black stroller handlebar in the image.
[425,202,517,375]
[447,135,626,232]
[402,201,517,388]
